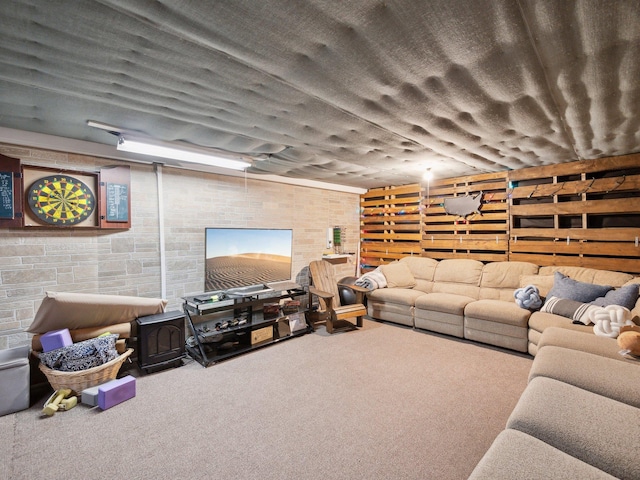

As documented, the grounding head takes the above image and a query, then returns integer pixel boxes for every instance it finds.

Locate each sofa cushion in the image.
[538,266,633,288]
[546,272,612,303]
[380,262,416,289]
[468,429,616,480]
[399,256,438,282]
[432,282,480,298]
[480,261,539,289]
[429,259,483,298]
[433,259,483,285]
[367,287,425,306]
[529,346,640,408]
[415,292,475,315]
[507,377,640,480]
[464,299,532,327]
[536,327,637,363]
[519,274,554,298]
[528,311,594,335]
[479,262,538,301]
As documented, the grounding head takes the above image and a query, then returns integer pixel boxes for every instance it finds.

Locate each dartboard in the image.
[28,175,95,225]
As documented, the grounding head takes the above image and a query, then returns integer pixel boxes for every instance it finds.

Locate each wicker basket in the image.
[39,348,133,393]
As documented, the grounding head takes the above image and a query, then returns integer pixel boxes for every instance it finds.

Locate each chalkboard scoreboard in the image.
[0,171,14,219]
[106,182,129,222]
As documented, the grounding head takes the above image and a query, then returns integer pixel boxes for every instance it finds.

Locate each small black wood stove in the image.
[136,311,185,373]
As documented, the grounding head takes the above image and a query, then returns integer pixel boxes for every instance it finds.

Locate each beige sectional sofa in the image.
[365,256,640,355]
[469,327,640,479]
[364,257,640,479]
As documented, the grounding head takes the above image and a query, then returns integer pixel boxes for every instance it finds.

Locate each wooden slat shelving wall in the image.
[360,184,422,272]
[422,172,509,262]
[359,154,640,274]
[508,154,640,273]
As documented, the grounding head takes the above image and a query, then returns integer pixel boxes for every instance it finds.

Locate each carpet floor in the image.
[1,319,533,480]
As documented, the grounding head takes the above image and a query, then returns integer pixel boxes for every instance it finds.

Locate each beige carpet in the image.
[1,319,532,480]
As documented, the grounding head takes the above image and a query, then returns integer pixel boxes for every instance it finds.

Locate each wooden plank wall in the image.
[359,184,422,272]
[359,154,640,274]
[508,154,640,273]
[422,172,509,261]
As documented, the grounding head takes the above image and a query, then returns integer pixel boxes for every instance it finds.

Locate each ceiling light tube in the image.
[116,135,252,171]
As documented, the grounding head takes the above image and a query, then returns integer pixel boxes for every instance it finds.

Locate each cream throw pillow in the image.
[381,262,417,289]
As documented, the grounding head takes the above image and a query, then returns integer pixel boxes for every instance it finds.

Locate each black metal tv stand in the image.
[182,286,309,367]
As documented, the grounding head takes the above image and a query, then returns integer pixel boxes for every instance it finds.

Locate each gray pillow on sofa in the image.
[591,284,639,310]
[546,272,612,303]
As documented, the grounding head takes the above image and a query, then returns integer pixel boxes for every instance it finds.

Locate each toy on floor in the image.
[617,325,640,358]
[42,388,77,416]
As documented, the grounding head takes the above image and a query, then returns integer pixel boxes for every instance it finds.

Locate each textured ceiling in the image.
[1,0,639,189]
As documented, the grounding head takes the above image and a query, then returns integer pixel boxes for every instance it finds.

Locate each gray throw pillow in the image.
[541,296,601,325]
[546,272,612,303]
[591,284,640,310]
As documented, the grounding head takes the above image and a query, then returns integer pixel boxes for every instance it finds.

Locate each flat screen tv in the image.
[204,228,293,292]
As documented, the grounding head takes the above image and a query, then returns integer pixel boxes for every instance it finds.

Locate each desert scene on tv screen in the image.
[205,253,291,291]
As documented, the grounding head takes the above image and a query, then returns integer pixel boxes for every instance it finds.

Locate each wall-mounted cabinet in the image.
[0,154,131,230]
[0,154,23,228]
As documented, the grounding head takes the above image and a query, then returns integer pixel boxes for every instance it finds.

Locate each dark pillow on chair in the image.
[546,272,612,303]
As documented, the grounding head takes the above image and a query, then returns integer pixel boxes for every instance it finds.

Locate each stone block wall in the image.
[0,143,360,350]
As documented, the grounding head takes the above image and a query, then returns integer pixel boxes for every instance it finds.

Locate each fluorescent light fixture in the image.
[116,135,252,171]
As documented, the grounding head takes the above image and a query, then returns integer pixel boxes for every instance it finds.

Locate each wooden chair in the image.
[307,260,368,333]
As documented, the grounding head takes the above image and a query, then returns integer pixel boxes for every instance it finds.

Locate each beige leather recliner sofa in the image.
[365,256,640,354]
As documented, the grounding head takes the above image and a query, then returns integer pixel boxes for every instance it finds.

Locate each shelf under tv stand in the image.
[182,287,309,367]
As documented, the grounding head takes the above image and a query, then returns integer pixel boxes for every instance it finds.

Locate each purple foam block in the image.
[97,375,136,410]
[40,329,73,353]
